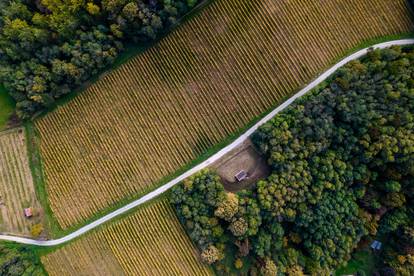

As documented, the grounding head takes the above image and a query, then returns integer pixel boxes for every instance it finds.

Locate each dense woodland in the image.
[171,46,414,275]
[0,244,44,275]
[0,0,201,119]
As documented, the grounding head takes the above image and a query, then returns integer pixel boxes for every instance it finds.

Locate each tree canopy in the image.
[171,46,414,275]
[0,0,201,118]
[0,244,45,276]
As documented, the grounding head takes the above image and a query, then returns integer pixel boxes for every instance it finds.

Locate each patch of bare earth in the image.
[212,139,270,192]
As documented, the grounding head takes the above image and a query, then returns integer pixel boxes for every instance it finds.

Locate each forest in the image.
[171,46,414,275]
[0,0,201,119]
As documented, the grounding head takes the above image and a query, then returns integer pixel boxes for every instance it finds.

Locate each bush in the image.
[30,224,43,238]
[234,258,243,270]
[0,245,44,275]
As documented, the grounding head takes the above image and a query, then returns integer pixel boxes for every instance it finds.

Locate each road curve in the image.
[1,39,413,247]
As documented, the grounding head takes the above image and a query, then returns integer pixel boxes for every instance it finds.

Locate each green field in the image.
[0,128,45,236]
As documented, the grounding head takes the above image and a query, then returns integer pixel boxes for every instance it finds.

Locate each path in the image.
[1,39,413,246]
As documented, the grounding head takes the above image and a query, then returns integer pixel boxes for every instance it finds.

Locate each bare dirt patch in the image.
[212,139,270,192]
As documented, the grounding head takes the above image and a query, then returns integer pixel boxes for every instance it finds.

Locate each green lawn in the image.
[0,85,15,130]
[335,250,378,276]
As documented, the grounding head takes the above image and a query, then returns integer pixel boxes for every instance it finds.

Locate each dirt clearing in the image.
[212,140,270,192]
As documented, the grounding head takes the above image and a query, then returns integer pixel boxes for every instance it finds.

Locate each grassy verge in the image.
[333,33,414,64]
[0,85,15,131]
[26,33,414,240]
[24,122,63,238]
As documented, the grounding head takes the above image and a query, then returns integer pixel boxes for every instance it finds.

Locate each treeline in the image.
[0,0,201,119]
[171,46,414,275]
[0,244,45,275]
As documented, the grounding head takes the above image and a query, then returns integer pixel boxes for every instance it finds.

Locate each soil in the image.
[211,139,270,193]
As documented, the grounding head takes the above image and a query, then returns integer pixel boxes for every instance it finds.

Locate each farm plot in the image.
[0,128,44,236]
[42,199,213,276]
[35,0,414,228]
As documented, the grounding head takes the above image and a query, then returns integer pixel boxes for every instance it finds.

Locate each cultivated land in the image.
[34,0,414,228]
[41,199,213,276]
[0,128,44,236]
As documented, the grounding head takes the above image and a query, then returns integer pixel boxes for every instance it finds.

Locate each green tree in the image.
[214,192,238,221]
[0,0,202,118]
[229,218,248,237]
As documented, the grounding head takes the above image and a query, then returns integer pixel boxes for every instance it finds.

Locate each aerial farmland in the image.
[35,0,412,229]
[0,0,413,275]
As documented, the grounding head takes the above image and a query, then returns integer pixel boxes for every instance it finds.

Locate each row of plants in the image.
[41,199,213,275]
[171,46,414,275]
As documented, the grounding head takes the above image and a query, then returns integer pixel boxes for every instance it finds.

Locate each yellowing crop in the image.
[42,200,213,275]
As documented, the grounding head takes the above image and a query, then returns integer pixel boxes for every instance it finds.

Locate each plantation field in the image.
[35,0,414,228]
[41,199,213,276]
[0,128,44,236]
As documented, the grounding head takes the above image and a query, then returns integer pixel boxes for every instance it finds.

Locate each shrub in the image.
[30,224,43,237]
[234,258,243,270]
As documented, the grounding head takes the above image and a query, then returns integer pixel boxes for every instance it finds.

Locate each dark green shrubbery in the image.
[0,244,45,276]
[171,46,414,275]
[0,0,202,118]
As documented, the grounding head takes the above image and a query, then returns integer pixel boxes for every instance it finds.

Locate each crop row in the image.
[42,200,212,275]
